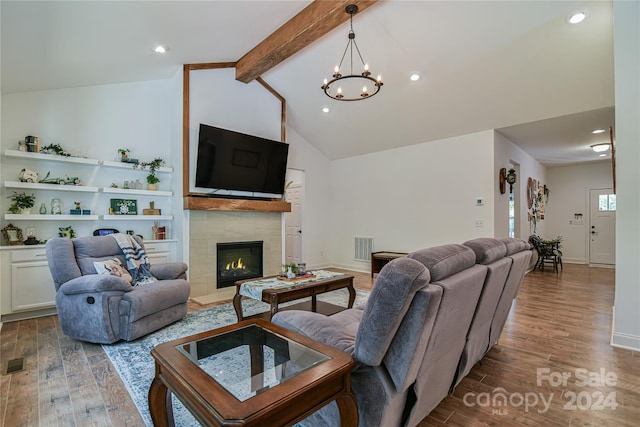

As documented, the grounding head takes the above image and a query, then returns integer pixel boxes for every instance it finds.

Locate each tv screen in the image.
[195,124,289,196]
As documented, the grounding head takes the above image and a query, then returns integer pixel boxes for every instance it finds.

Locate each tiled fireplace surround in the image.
[188,210,283,297]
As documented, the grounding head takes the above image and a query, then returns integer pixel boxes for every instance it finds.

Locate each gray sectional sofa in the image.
[272,237,532,427]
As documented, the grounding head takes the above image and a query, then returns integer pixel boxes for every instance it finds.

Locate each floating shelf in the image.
[4,149,99,165]
[4,181,99,193]
[101,160,173,173]
[101,187,173,197]
[101,214,173,221]
[5,214,99,221]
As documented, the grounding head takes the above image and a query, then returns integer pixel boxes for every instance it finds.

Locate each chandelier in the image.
[321,4,383,101]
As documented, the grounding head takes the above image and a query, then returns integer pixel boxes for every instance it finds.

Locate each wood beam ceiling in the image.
[235,0,379,83]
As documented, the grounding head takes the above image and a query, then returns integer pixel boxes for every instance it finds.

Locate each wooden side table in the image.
[371,251,408,277]
[149,319,358,427]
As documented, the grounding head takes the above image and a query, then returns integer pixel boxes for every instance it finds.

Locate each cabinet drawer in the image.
[144,242,172,254]
[11,248,47,262]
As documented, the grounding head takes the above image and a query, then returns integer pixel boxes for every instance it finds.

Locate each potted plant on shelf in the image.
[7,191,36,214]
[136,158,164,190]
[118,148,130,160]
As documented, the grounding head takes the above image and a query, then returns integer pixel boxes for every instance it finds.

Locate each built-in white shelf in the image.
[101,160,173,173]
[5,214,99,221]
[100,187,173,197]
[4,149,99,165]
[101,214,173,221]
[4,181,99,193]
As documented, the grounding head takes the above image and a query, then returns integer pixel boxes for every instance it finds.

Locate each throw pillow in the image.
[94,258,133,284]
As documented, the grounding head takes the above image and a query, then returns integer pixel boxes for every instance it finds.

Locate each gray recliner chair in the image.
[46,235,190,344]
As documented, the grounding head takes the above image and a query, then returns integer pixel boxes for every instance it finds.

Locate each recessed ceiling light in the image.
[568,11,586,24]
[409,73,421,82]
[591,128,606,134]
[322,107,330,113]
[591,143,610,153]
[599,153,607,157]
[153,45,169,54]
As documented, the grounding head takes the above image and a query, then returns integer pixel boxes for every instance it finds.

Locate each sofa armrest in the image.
[150,262,188,280]
[58,274,133,295]
[272,309,359,357]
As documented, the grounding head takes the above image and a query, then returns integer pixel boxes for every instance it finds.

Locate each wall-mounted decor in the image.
[499,168,507,194]
[506,169,517,193]
[527,178,535,209]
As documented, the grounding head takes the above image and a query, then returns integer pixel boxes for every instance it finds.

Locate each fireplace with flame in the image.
[216,241,263,288]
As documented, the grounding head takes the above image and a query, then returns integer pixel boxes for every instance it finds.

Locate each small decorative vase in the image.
[147,183,158,191]
[39,203,47,214]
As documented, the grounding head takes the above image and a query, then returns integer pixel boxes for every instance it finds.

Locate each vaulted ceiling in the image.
[1,1,615,166]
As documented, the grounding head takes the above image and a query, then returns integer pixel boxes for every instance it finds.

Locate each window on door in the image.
[508,193,515,238]
[598,194,616,211]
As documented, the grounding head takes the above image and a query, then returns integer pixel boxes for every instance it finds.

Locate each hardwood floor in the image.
[1,264,637,426]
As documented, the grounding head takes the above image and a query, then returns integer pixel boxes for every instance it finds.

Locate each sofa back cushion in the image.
[408,244,476,281]
[73,235,144,276]
[355,257,431,367]
[46,237,83,290]
[463,237,507,265]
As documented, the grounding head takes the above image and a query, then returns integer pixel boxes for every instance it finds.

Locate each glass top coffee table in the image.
[149,318,358,426]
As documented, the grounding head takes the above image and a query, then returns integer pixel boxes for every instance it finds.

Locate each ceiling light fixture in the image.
[591,143,610,153]
[568,11,586,24]
[321,4,382,101]
[322,107,330,113]
[410,73,421,81]
[591,128,606,134]
[153,45,169,54]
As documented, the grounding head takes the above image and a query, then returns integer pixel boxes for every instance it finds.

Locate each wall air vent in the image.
[354,236,374,261]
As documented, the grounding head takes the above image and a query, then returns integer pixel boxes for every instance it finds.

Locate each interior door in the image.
[284,183,302,265]
[589,188,616,265]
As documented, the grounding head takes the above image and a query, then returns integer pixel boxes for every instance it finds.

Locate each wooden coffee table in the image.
[148,318,358,427]
[233,271,356,321]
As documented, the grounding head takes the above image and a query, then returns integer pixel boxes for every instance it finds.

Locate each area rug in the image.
[102,288,370,426]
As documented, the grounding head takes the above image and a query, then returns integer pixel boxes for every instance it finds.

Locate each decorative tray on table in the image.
[276,273,316,282]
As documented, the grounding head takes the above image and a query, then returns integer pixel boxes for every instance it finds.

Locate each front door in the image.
[589,188,616,265]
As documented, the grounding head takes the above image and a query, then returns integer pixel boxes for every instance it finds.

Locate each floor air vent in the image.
[3,357,25,375]
[354,236,374,261]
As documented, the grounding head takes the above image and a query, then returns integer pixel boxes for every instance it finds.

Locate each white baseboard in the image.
[610,306,640,351]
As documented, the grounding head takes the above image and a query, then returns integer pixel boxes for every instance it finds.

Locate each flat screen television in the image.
[195,124,289,196]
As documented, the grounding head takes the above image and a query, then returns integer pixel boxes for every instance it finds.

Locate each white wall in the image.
[286,127,332,269]
[494,131,547,240]
[612,0,640,351]
[329,130,495,272]
[1,80,179,242]
[187,67,281,195]
[545,162,613,263]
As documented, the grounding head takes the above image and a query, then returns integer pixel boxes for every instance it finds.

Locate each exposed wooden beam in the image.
[235,0,379,83]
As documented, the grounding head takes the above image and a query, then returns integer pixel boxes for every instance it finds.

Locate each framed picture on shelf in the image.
[2,224,23,246]
[110,199,138,215]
